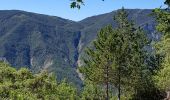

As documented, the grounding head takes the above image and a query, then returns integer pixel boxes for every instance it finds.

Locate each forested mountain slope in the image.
[0,9,158,86]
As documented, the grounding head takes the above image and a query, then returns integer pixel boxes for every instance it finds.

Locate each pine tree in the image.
[80,8,149,99]
[80,25,116,99]
[113,8,149,99]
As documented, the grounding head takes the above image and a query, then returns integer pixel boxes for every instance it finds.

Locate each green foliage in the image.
[80,25,115,83]
[70,0,84,9]
[79,9,155,62]
[0,61,78,100]
[154,62,170,91]
[153,3,170,89]
[113,8,151,99]
[0,8,164,99]
[0,9,156,90]
[80,8,150,99]
[152,2,170,99]
[80,25,116,99]
[70,0,104,9]
[81,80,106,100]
[153,9,170,35]
[165,0,170,6]
[56,80,78,100]
[154,41,170,92]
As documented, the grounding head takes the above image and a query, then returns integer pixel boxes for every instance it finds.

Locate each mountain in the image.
[0,10,83,87]
[0,9,159,87]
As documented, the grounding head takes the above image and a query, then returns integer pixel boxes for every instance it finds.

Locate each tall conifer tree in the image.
[80,8,149,99]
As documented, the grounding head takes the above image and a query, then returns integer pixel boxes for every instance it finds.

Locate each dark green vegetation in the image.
[153,5,170,99]
[0,9,158,89]
[0,9,158,88]
[80,8,163,100]
[1,6,170,99]
[0,10,83,87]
[0,9,159,99]
[0,61,78,100]
[0,0,170,99]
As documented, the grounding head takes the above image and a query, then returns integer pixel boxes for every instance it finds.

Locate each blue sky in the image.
[0,0,165,21]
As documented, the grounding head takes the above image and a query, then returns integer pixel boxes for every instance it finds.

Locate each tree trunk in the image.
[164,91,170,100]
[118,75,120,100]
[106,82,109,100]
[118,66,121,100]
[106,65,109,100]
